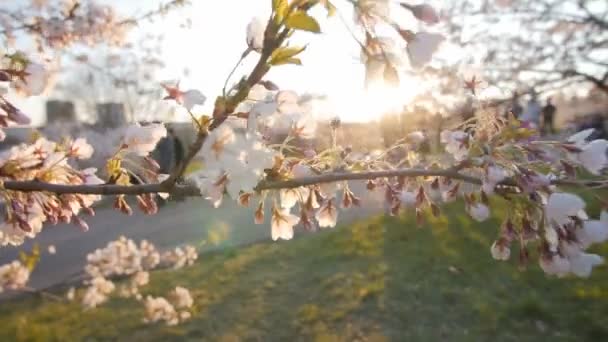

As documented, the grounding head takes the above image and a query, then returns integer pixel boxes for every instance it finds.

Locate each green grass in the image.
[1,197,608,341]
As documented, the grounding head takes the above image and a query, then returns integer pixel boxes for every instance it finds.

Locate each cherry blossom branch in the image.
[256,168,483,189]
[4,166,604,198]
[162,18,291,189]
[1,168,478,197]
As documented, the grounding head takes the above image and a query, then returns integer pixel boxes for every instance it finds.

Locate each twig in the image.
[22,286,65,302]
[222,49,251,98]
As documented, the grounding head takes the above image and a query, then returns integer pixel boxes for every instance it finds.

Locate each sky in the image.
[7,0,448,125]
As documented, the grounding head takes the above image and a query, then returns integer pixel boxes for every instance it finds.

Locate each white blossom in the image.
[407,131,426,144]
[66,137,94,159]
[545,192,586,227]
[567,128,594,148]
[0,260,30,293]
[143,296,179,326]
[132,271,150,287]
[482,165,508,194]
[170,286,194,309]
[319,182,341,198]
[162,245,198,269]
[578,139,608,175]
[398,190,417,207]
[0,202,45,246]
[182,89,207,111]
[66,287,76,301]
[410,4,440,25]
[122,123,167,156]
[540,254,571,277]
[569,253,604,278]
[16,61,51,96]
[441,130,469,161]
[280,187,310,209]
[566,130,608,174]
[246,17,266,52]
[576,220,608,248]
[85,236,143,278]
[406,32,444,68]
[316,199,338,228]
[468,203,490,222]
[487,165,508,184]
[355,0,390,26]
[82,276,115,309]
[271,207,299,241]
[201,124,237,164]
[490,240,510,261]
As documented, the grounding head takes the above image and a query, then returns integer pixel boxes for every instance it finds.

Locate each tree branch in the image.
[2,168,477,197]
[4,167,605,199]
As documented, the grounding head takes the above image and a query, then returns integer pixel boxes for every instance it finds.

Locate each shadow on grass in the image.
[1,193,608,341]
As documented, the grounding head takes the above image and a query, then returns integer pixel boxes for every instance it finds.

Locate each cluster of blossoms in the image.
[1,0,128,49]
[161,245,198,270]
[0,260,30,293]
[436,118,608,277]
[82,276,115,309]
[143,286,194,326]
[352,0,444,87]
[0,120,172,247]
[0,54,53,141]
[0,137,101,246]
[110,122,171,216]
[188,86,317,210]
[80,236,197,308]
[85,237,161,279]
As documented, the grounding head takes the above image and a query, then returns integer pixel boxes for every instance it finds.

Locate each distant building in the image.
[46,100,76,125]
[96,103,127,129]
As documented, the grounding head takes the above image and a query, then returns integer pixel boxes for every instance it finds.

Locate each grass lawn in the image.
[1,196,608,341]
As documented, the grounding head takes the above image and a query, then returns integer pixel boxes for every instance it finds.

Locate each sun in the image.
[329,74,422,122]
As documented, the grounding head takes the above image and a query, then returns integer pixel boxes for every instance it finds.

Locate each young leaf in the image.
[272,57,303,66]
[285,11,321,33]
[270,45,307,65]
[273,0,288,23]
[321,0,337,17]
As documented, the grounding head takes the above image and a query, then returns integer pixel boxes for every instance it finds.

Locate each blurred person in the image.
[520,90,542,130]
[541,97,557,135]
[153,126,176,175]
[172,130,184,173]
[506,91,523,119]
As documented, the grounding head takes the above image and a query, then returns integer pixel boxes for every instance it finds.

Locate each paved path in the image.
[0,182,384,294]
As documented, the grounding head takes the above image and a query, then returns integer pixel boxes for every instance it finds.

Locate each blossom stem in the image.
[222,49,251,98]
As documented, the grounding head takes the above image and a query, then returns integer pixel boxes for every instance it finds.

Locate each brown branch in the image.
[3,168,480,197]
[4,167,604,198]
[256,169,483,189]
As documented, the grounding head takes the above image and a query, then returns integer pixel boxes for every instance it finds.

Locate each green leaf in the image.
[322,0,337,17]
[285,11,321,33]
[273,0,288,23]
[272,57,303,66]
[270,45,307,65]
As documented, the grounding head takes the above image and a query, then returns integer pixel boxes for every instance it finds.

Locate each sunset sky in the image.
[9,0,452,125]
